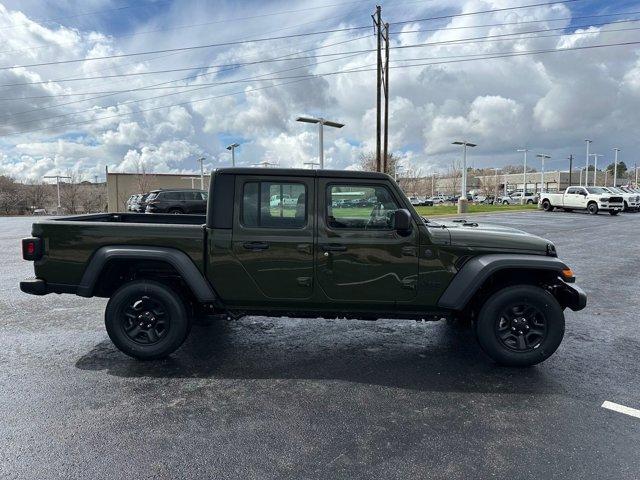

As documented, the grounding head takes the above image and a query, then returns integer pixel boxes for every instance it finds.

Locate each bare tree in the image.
[359,151,399,176]
[0,176,23,214]
[445,159,462,195]
[60,171,82,214]
[24,181,53,211]
[134,157,155,194]
[79,184,107,213]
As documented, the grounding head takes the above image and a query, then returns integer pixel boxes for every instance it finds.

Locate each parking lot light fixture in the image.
[584,139,592,186]
[296,116,344,169]
[226,143,240,167]
[452,141,477,213]
[536,154,551,194]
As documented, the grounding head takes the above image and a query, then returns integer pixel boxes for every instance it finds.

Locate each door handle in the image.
[322,244,347,252]
[243,241,269,251]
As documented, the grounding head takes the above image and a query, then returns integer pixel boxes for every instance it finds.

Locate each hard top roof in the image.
[214,167,391,180]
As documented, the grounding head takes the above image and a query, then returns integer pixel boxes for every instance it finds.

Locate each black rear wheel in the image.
[105,280,191,360]
[475,285,564,367]
[541,199,553,211]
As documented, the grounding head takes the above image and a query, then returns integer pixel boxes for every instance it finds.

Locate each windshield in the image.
[586,187,606,194]
[609,187,623,194]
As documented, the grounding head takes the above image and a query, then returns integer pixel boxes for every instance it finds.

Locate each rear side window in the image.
[327,184,399,230]
[242,182,307,229]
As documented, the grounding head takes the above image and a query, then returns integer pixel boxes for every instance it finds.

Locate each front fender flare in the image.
[77,246,216,303]
[437,254,569,310]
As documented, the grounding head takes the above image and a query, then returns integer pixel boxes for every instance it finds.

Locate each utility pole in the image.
[226,143,240,167]
[568,154,573,186]
[584,139,592,186]
[517,148,529,203]
[613,148,620,187]
[296,116,344,169]
[493,168,500,200]
[374,5,382,171]
[44,175,71,213]
[196,157,205,189]
[383,22,390,173]
[431,174,435,197]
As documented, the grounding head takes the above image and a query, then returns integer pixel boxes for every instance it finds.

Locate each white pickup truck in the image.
[540,186,624,215]
[602,187,639,212]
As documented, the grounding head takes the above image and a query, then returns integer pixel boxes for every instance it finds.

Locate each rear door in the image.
[316,178,419,304]
[231,175,314,301]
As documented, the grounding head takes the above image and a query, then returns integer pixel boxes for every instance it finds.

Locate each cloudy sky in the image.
[0,0,639,182]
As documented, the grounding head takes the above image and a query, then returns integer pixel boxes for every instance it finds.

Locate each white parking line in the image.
[601,401,640,419]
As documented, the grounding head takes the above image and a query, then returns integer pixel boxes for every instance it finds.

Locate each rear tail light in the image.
[22,237,43,261]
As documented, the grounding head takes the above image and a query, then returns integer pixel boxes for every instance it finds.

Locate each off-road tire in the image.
[105,280,191,360]
[475,285,565,367]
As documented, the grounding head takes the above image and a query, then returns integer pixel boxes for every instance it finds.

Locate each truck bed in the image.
[31,213,206,288]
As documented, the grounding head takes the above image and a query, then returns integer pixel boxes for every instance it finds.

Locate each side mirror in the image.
[394,209,412,232]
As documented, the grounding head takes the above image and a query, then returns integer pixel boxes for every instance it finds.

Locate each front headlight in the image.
[600,197,609,202]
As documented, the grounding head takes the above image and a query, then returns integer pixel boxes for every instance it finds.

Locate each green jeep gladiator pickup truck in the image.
[20,168,586,366]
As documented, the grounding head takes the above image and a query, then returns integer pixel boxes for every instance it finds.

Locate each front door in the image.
[231,175,314,301]
[316,179,419,304]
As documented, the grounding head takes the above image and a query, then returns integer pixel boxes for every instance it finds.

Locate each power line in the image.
[0,0,588,71]
[0,35,373,123]
[5,18,637,101]
[6,10,639,88]
[6,38,638,137]
[0,2,171,31]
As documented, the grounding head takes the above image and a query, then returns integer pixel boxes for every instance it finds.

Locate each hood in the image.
[434,219,552,254]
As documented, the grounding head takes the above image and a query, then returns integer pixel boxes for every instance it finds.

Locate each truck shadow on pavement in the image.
[75,316,564,395]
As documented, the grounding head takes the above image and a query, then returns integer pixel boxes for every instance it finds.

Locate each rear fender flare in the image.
[437,254,569,310]
[77,246,216,302]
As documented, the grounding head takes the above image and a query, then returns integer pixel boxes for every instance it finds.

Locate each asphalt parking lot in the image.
[1,211,639,479]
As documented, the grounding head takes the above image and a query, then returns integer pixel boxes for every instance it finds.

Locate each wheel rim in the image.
[121,295,170,345]
[495,303,547,352]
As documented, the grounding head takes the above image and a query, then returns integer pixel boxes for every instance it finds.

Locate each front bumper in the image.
[556,282,587,311]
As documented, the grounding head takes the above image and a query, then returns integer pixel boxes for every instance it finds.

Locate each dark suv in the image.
[145,189,207,214]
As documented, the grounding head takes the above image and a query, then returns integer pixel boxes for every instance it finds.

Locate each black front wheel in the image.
[475,285,565,367]
[541,199,553,211]
[105,280,191,360]
[587,202,598,215]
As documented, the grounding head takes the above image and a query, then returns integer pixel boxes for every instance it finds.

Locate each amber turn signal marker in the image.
[561,268,574,279]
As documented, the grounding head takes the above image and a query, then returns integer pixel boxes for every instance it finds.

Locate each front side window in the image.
[327,184,400,230]
[242,182,307,228]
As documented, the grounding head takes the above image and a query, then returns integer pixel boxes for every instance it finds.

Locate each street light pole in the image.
[452,140,477,213]
[226,143,240,167]
[584,139,592,187]
[536,154,551,194]
[197,157,205,189]
[296,116,344,169]
[43,175,71,213]
[589,153,603,186]
[613,148,620,187]
[517,148,529,204]
[493,168,500,200]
